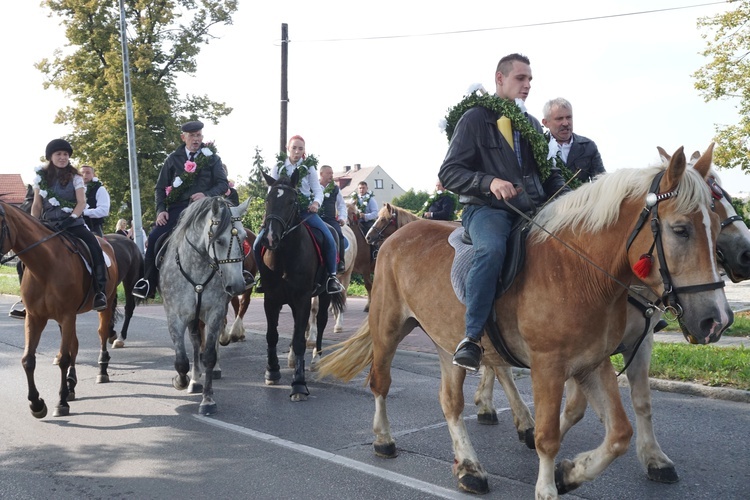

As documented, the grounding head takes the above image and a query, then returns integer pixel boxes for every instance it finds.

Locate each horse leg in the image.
[114,287,136,348]
[264,300,282,385]
[198,317,222,416]
[107,293,119,345]
[493,364,535,448]
[530,361,566,500]
[333,303,344,333]
[311,293,331,371]
[363,270,373,312]
[168,317,190,391]
[436,349,489,494]
[560,378,588,440]
[96,309,112,383]
[22,315,49,418]
[187,322,204,394]
[307,296,319,348]
[474,365,497,424]
[553,359,633,496]
[290,300,311,401]
[53,315,77,417]
[624,332,678,483]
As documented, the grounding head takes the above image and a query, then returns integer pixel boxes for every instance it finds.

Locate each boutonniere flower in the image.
[48,197,60,207]
[164,142,218,207]
[184,161,197,173]
[201,147,213,157]
[165,186,173,196]
[172,176,183,188]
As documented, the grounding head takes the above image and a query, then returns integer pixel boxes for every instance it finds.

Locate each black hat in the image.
[45,139,73,160]
[181,120,204,133]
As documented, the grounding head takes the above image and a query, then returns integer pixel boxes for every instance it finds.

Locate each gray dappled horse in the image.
[159,196,249,415]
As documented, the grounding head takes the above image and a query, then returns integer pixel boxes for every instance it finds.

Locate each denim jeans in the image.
[461,204,515,339]
[253,211,338,276]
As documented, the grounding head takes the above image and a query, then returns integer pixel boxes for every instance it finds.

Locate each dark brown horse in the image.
[222,227,258,345]
[318,148,732,497]
[104,233,144,348]
[0,201,118,418]
[347,202,375,312]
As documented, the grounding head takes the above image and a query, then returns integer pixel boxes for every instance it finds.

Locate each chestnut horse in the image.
[318,148,732,498]
[0,201,118,418]
[347,202,376,312]
[364,202,420,247]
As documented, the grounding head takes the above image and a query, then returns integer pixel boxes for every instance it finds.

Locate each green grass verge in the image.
[612,343,750,391]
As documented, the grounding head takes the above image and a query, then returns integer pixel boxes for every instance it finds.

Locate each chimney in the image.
[353,163,361,171]
[344,165,351,172]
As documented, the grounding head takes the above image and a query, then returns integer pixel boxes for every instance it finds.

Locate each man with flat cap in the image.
[133,120,228,299]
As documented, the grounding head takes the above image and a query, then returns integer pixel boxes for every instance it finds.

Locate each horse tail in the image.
[330,289,346,317]
[316,320,373,383]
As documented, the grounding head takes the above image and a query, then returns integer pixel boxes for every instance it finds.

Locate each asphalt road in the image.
[0,293,748,499]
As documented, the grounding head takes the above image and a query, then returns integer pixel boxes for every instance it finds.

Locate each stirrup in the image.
[243,271,256,290]
[132,278,150,299]
[326,275,345,294]
[93,292,107,312]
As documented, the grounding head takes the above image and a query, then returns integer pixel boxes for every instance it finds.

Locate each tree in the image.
[390,188,430,212]
[37,0,237,229]
[238,147,270,232]
[694,1,750,171]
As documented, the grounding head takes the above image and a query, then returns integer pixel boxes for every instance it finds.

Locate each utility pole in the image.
[118,0,145,253]
[280,23,289,153]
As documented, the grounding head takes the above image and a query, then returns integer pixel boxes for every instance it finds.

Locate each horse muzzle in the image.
[678,308,733,345]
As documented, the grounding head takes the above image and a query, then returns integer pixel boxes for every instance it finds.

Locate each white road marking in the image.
[194,415,469,499]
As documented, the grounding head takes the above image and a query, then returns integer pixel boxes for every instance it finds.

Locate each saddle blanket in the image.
[448,227,472,305]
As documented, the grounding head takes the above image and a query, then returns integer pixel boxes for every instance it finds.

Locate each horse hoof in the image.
[306,340,316,348]
[648,465,679,483]
[108,334,117,345]
[290,393,308,402]
[199,403,218,416]
[173,375,189,391]
[363,305,369,313]
[113,339,125,348]
[187,382,203,394]
[374,442,397,458]
[212,369,222,380]
[458,474,489,495]
[518,428,535,449]
[52,354,61,366]
[265,370,281,385]
[53,405,70,417]
[555,460,581,495]
[219,337,230,347]
[30,399,48,419]
[477,411,498,425]
[96,374,110,384]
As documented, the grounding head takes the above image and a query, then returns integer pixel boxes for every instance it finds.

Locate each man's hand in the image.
[156,211,169,226]
[338,219,345,226]
[308,201,320,213]
[190,192,206,202]
[489,178,518,201]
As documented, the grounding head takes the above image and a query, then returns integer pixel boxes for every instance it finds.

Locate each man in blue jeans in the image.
[438,53,569,371]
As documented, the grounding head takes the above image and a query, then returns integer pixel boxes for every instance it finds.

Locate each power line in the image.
[292,1,730,43]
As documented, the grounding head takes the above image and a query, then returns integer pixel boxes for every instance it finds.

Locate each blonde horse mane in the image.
[379,203,419,230]
[531,162,711,243]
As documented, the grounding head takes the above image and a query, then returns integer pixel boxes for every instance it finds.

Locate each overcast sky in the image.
[3,1,745,196]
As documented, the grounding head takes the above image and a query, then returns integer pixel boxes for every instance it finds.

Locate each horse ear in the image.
[263,172,276,187]
[664,146,686,191]
[691,143,715,179]
[656,146,670,163]
[234,198,251,216]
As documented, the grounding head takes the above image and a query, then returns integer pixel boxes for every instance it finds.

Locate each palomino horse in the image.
[0,201,118,418]
[473,149,750,484]
[159,196,249,415]
[347,202,376,312]
[306,223,357,367]
[318,148,732,498]
[103,233,144,348]
[258,172,345,400]
[364,202,420,246]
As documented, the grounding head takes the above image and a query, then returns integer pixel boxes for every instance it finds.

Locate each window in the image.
[374,179,383,189]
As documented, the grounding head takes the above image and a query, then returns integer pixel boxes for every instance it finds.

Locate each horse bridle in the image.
[625,171,725,319]
[367,211,397,245]
[261,185,304,242]
[0,203,72,265]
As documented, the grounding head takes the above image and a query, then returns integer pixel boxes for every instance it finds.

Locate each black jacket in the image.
[155,145,228,213]
[566,133,605,183]
[439,106,568,214]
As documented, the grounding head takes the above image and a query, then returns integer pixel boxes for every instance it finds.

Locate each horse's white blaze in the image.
[276,189,284,198]
[702,205,720,277]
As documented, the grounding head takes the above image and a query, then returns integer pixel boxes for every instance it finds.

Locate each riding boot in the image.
[93,263,108,312]
[337,234,346,273]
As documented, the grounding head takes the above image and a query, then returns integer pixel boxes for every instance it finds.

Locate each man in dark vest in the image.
[319,165,347,272]
[81,165,110,237]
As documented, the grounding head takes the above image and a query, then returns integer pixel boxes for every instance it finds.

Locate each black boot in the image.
[93,263,108,312]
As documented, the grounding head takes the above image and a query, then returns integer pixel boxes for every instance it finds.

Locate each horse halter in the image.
[626,171,725,319]
[707,175,743,230]
[262,184,302,242]
[367,211,397,244]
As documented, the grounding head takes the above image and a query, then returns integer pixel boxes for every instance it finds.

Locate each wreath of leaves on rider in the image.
[351,189,374,215]
[164,142,218,208]
[442,90,580,188]
[275,152,319,207]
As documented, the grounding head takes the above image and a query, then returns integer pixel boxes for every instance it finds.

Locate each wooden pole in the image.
[280,23,288,153]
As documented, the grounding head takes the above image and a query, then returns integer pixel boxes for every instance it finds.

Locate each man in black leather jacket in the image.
[542,97,605,183]
[438,53,569,371]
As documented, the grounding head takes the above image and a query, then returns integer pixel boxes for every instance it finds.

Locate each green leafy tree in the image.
[37,0,238,230]
[391,188,430,212]
[239,147,270,232]
[694,1,750,171]
[731,196,750,227]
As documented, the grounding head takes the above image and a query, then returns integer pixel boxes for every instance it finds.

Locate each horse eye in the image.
[672,226,689,238]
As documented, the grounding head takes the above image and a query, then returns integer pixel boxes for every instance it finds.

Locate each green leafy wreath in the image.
[417,190,460,220]
[33,165,77,210]
[276,152,319,207]
[442,90,579,187]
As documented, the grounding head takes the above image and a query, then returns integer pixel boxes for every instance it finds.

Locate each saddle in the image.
[449,217,530,304]
[42,221,111,273]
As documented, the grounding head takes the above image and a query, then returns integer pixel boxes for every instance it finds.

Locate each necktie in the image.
[189,152,196,162]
